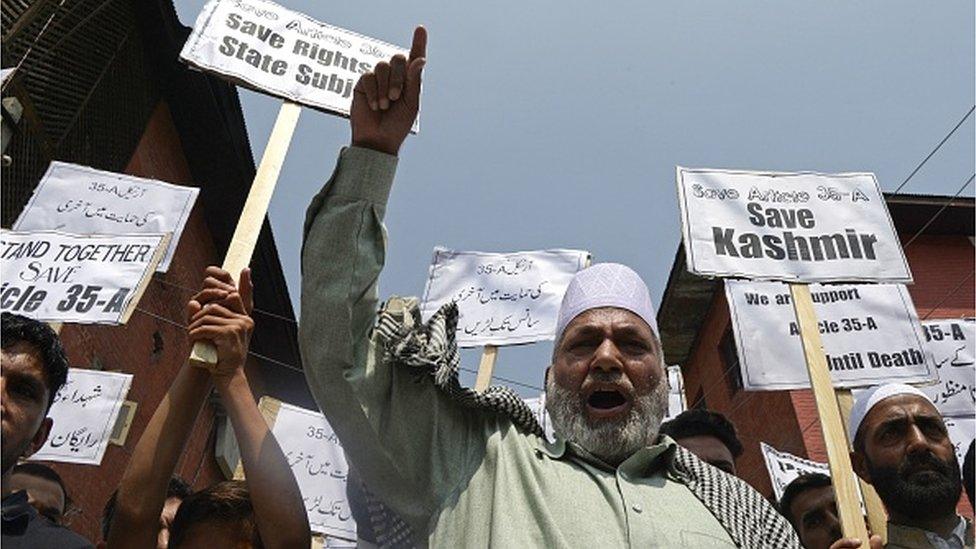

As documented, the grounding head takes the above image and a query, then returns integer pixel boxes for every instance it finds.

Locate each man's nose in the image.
[591,339,622,372]
[904,424,930,451]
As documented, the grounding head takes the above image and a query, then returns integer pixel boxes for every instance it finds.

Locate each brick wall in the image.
[47,101,232,541]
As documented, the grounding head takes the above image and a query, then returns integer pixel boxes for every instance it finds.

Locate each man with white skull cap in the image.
[848,383,973,549]
[299,30,801,546]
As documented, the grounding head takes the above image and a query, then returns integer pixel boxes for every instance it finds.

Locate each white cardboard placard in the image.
[726,280,936,391]
[270,401,357,539]
[760,442,865,509]
[30,369,133,465]
[677,168,911,283]
[919,319,975,417]
[944,416,975,468]
[0,230,167,324]
[180,0,418,131]
[13,162,198,272]
[420,247,589,347]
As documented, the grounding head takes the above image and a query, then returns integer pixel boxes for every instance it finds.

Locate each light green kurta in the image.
[299,147,736,547]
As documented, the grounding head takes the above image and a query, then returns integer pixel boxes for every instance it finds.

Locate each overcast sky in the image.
[174,1,974,396]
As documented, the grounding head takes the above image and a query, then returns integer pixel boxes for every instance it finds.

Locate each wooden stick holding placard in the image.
[189,101,301,370]
[837,389,888,544]
[474,345,498,392]
[790,284,870,547]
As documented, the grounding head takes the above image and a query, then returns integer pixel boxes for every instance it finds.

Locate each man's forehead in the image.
[865,394,940,425]
[564,307,654,335]
[793,485,835,515]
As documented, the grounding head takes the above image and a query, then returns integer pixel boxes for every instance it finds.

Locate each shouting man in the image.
[300,26,799,547]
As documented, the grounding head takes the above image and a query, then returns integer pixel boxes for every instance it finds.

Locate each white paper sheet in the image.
[420,247,589,347]
[270,402,357,539]
[677,167,911,283]
[30,369,132,465]
[180,0,418,131]
[1,230,167,324]
[14,162,198,272]
[918,319,975,417]
[726,280,936,390]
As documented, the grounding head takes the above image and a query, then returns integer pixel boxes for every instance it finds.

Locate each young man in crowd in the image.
[98,477,192,549]
[299,25,800,547]
[8,462,72,525]
[779,473,843,549]
[107,267,310,548]
[849,383,973,549]
[660,409,743,476]
[1,313,93,547]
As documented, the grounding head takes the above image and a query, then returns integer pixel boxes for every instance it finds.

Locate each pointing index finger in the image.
[408,25,427,62]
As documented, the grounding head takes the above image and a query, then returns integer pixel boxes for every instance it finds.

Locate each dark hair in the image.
[965,439,975,507]
[101,476,192,540]
[659,409,743,457]
[11,462,70,517]
[168,480,262,548]
[1,312,69,411]
[778,473,832,528]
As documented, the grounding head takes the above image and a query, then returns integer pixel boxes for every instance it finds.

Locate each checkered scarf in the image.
[369,301,801,549]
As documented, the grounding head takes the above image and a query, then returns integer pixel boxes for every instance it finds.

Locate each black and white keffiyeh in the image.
[371,300,801,549]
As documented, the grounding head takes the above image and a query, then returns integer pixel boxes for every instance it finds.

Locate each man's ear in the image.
[24,417,52,459]
[851,450,871,484]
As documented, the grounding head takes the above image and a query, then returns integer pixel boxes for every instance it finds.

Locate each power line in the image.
[901,174,974,249]
[891,105,975,195]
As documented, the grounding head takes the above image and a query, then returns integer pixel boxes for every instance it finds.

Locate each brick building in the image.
[657,193,974,505]
[2,0,310,541]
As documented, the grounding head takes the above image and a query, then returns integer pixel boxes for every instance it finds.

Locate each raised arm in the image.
[187,267,311,549]
[107,290,218,548]
[300,26,488,532]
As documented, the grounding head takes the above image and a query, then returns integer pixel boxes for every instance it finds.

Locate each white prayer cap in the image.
[554,263,658,344]
[849,383,934,440]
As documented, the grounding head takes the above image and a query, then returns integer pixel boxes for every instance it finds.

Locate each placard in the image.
[180,0,418,131]
[919,319,975,417]
[761,442,832,503]
[420,248,589,347]
[677,167,911,283]
[13,161,198,271]
[944,416,975,468]
[0,230,167,324]
[726,280,936,390]
[30,369,133,465]
[267,399,357,539]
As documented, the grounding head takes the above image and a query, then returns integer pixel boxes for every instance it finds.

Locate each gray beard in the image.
[545,371,669,466]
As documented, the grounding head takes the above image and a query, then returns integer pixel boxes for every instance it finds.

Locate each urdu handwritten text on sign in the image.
[676,168,911,283]
[0,230,167,324]
[269,401,357,539]
[180,0,417,131]
[420,248,589,347]
[918,319,975,418]
[726,280,935,391]
[13,162,198,272]
[30,369,132,466]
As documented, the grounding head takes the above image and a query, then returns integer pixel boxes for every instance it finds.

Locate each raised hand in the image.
[186,266,254,379]
[351,25,427,155]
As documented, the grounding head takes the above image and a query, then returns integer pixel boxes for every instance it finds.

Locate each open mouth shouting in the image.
[584,385,633,420]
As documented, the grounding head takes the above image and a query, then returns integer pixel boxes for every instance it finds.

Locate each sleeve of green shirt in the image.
[300,146,488,531]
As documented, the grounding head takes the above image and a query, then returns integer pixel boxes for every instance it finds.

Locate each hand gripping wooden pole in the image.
[189,101,302,370]
[790,284,870,547]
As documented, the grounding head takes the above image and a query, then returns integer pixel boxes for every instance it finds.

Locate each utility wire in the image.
[890,105,975,195]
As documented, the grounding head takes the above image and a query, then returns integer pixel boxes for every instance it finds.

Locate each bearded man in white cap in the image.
[299,25,799,547]
[848,383,972,549]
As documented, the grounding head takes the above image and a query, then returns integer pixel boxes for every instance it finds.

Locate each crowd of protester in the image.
[2,24,973,549]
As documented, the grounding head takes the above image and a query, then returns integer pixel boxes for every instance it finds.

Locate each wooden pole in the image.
[837,389,888,543]
[189,101,302,369]
[474,345,498,392]
[790,283,869,547]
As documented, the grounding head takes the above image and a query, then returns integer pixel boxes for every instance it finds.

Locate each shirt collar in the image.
[888,516,971,547]
[536,433,681,479]
[2,490,34,529]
